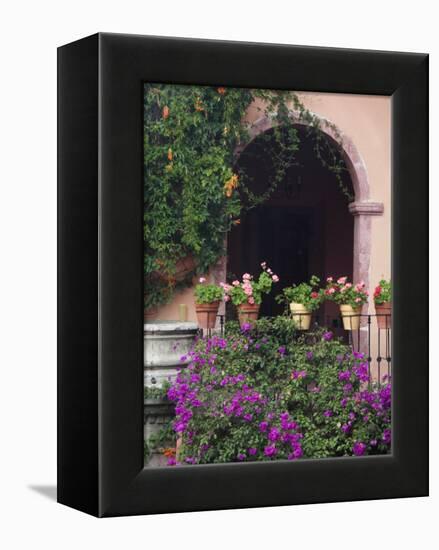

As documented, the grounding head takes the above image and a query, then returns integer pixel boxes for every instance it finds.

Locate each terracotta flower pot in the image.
[290,302,312,330]
[174,255,196,282]
[144,305,158,322]
[237,303,260,326]
[375,301,391,329]
[339,304,361,331]
[195,301,220,329]
[153,255,196,284]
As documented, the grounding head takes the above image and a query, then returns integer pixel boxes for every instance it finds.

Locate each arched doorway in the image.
[208,111,385,333]
[228,125,354,320]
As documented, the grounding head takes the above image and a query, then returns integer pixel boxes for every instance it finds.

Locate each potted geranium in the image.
[194,277,224,329]
[374,279,391,329]
[224,262,279,325]
[324,276,368,330]
[276,275,322,330]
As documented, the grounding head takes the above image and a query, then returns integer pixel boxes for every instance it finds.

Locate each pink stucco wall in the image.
[296,92,391,291]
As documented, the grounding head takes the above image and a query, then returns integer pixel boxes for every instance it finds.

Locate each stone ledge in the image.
[348,201,384,216]
[144,320,198,334]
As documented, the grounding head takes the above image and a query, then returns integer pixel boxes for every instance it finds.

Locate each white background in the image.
[0,1,436,548]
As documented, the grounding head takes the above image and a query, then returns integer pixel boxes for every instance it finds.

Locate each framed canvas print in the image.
[57,33,428,517]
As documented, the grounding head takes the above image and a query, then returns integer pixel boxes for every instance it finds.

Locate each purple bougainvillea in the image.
[162,320,391,466]
[353,441,367,456]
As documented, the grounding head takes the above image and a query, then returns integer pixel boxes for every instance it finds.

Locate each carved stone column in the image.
[349,201,384,291]
[348,201,384,353]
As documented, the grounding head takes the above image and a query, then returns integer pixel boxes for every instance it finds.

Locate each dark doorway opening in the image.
[228,205,321,317]
[227,125,354,322]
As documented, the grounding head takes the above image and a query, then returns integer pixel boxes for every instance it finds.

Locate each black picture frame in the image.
[57,32,428,517]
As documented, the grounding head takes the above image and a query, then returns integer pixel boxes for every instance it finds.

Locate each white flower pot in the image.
[290,302,312,330]
[339,304,361,330]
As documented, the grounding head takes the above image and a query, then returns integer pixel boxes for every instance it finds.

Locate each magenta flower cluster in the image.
[258,411,303,460]
[166,332,304,465]
[335,366,391,456]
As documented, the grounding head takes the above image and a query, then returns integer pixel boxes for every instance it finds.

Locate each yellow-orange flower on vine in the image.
[167,148,173,161]
[162,447,176,458]
[223,173,239,197]
[194,98,204,112]
[162,105,170,119]
[217,87,226,95]
[233,219,241,225]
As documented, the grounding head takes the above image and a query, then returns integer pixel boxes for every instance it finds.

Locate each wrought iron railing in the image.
[313,312,392,385]
[199,312,391,385]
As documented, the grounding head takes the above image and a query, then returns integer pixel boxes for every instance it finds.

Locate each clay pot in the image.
[290,302,312,330]
[195,301,220,329]
[237,303,260,326]
[153,255,196,284]
[144,306,158,322]
[339,304,361,330]
[174,255,196,282]
[375,301,391,329]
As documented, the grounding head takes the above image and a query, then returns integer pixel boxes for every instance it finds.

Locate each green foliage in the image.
[374,279,391,304]
[324,276,368,308]
[194,280,224,304]
[144,439,150,461]
[276,275,322,311]
[144,84,351,309]
[144,381,170,400]
[147,421,175,454]
[144,381,174,461]
[224,314,298,344]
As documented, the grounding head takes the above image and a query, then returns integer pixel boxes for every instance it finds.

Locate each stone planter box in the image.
[144,321,198,466]
[144,397,175,467]
[144,320,198,387]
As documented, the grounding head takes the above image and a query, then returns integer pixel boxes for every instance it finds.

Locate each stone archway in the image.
[232,112,384,311]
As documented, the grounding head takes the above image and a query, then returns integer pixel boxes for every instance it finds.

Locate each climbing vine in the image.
[144,84,351,310]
